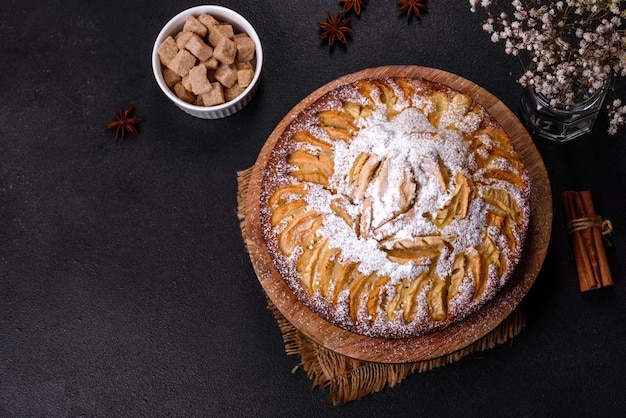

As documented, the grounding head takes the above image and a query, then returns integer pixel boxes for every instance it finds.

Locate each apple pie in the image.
[258,77,531,338]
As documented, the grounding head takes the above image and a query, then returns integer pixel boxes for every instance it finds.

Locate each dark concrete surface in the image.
[1,1,625,416]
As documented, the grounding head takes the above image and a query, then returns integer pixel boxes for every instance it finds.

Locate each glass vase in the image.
[519,81,610,142]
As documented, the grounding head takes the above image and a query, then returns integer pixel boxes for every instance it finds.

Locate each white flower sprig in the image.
[470,0,626,134]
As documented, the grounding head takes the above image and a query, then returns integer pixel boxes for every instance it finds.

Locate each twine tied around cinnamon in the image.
[567,215,613,246]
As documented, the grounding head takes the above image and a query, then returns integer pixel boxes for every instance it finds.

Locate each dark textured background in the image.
[1,1,625,416]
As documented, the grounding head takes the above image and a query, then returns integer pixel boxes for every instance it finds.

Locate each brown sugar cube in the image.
[175,31,194,50]
[213,38,237,64]
[181,73,192,91]
[204,57,220,70]
[208,25,234,47]
[198,13,219,30]
[225,82,246,102]
[188,64,213,95]
[201,82,225,106]
[162,67,181,89]
[214,63,238,88]
[234,36,255,62]
[185,33,213,61]
[237,68,255,88]
[157,36,179,66]
[193,95,204,106]
[173,82,195,103]
[166,49,197,77]
[237,61,253,71]
[217,24,234,37]
[183,15,207,38]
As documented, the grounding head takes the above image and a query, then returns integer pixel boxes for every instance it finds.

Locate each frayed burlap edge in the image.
[269,297,525,405]
[237,167,526,405]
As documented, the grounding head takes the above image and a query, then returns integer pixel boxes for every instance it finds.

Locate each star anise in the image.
[105,105,142,141]
[341,0,367,16]
[397,0,428,19]
[318,12,352,47]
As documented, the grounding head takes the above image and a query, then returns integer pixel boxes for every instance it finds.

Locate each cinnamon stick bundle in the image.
[562,191,613,292]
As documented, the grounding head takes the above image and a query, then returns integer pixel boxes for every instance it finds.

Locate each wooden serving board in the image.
[244,66,552,363]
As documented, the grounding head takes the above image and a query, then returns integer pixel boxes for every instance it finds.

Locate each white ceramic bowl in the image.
[152,5,263,119]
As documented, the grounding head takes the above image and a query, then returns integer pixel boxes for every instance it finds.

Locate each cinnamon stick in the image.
[562,191,613,292]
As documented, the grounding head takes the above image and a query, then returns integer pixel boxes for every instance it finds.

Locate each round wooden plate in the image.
[244,66,552,363]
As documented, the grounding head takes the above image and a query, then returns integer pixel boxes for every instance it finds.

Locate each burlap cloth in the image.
[237,167,526,405]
